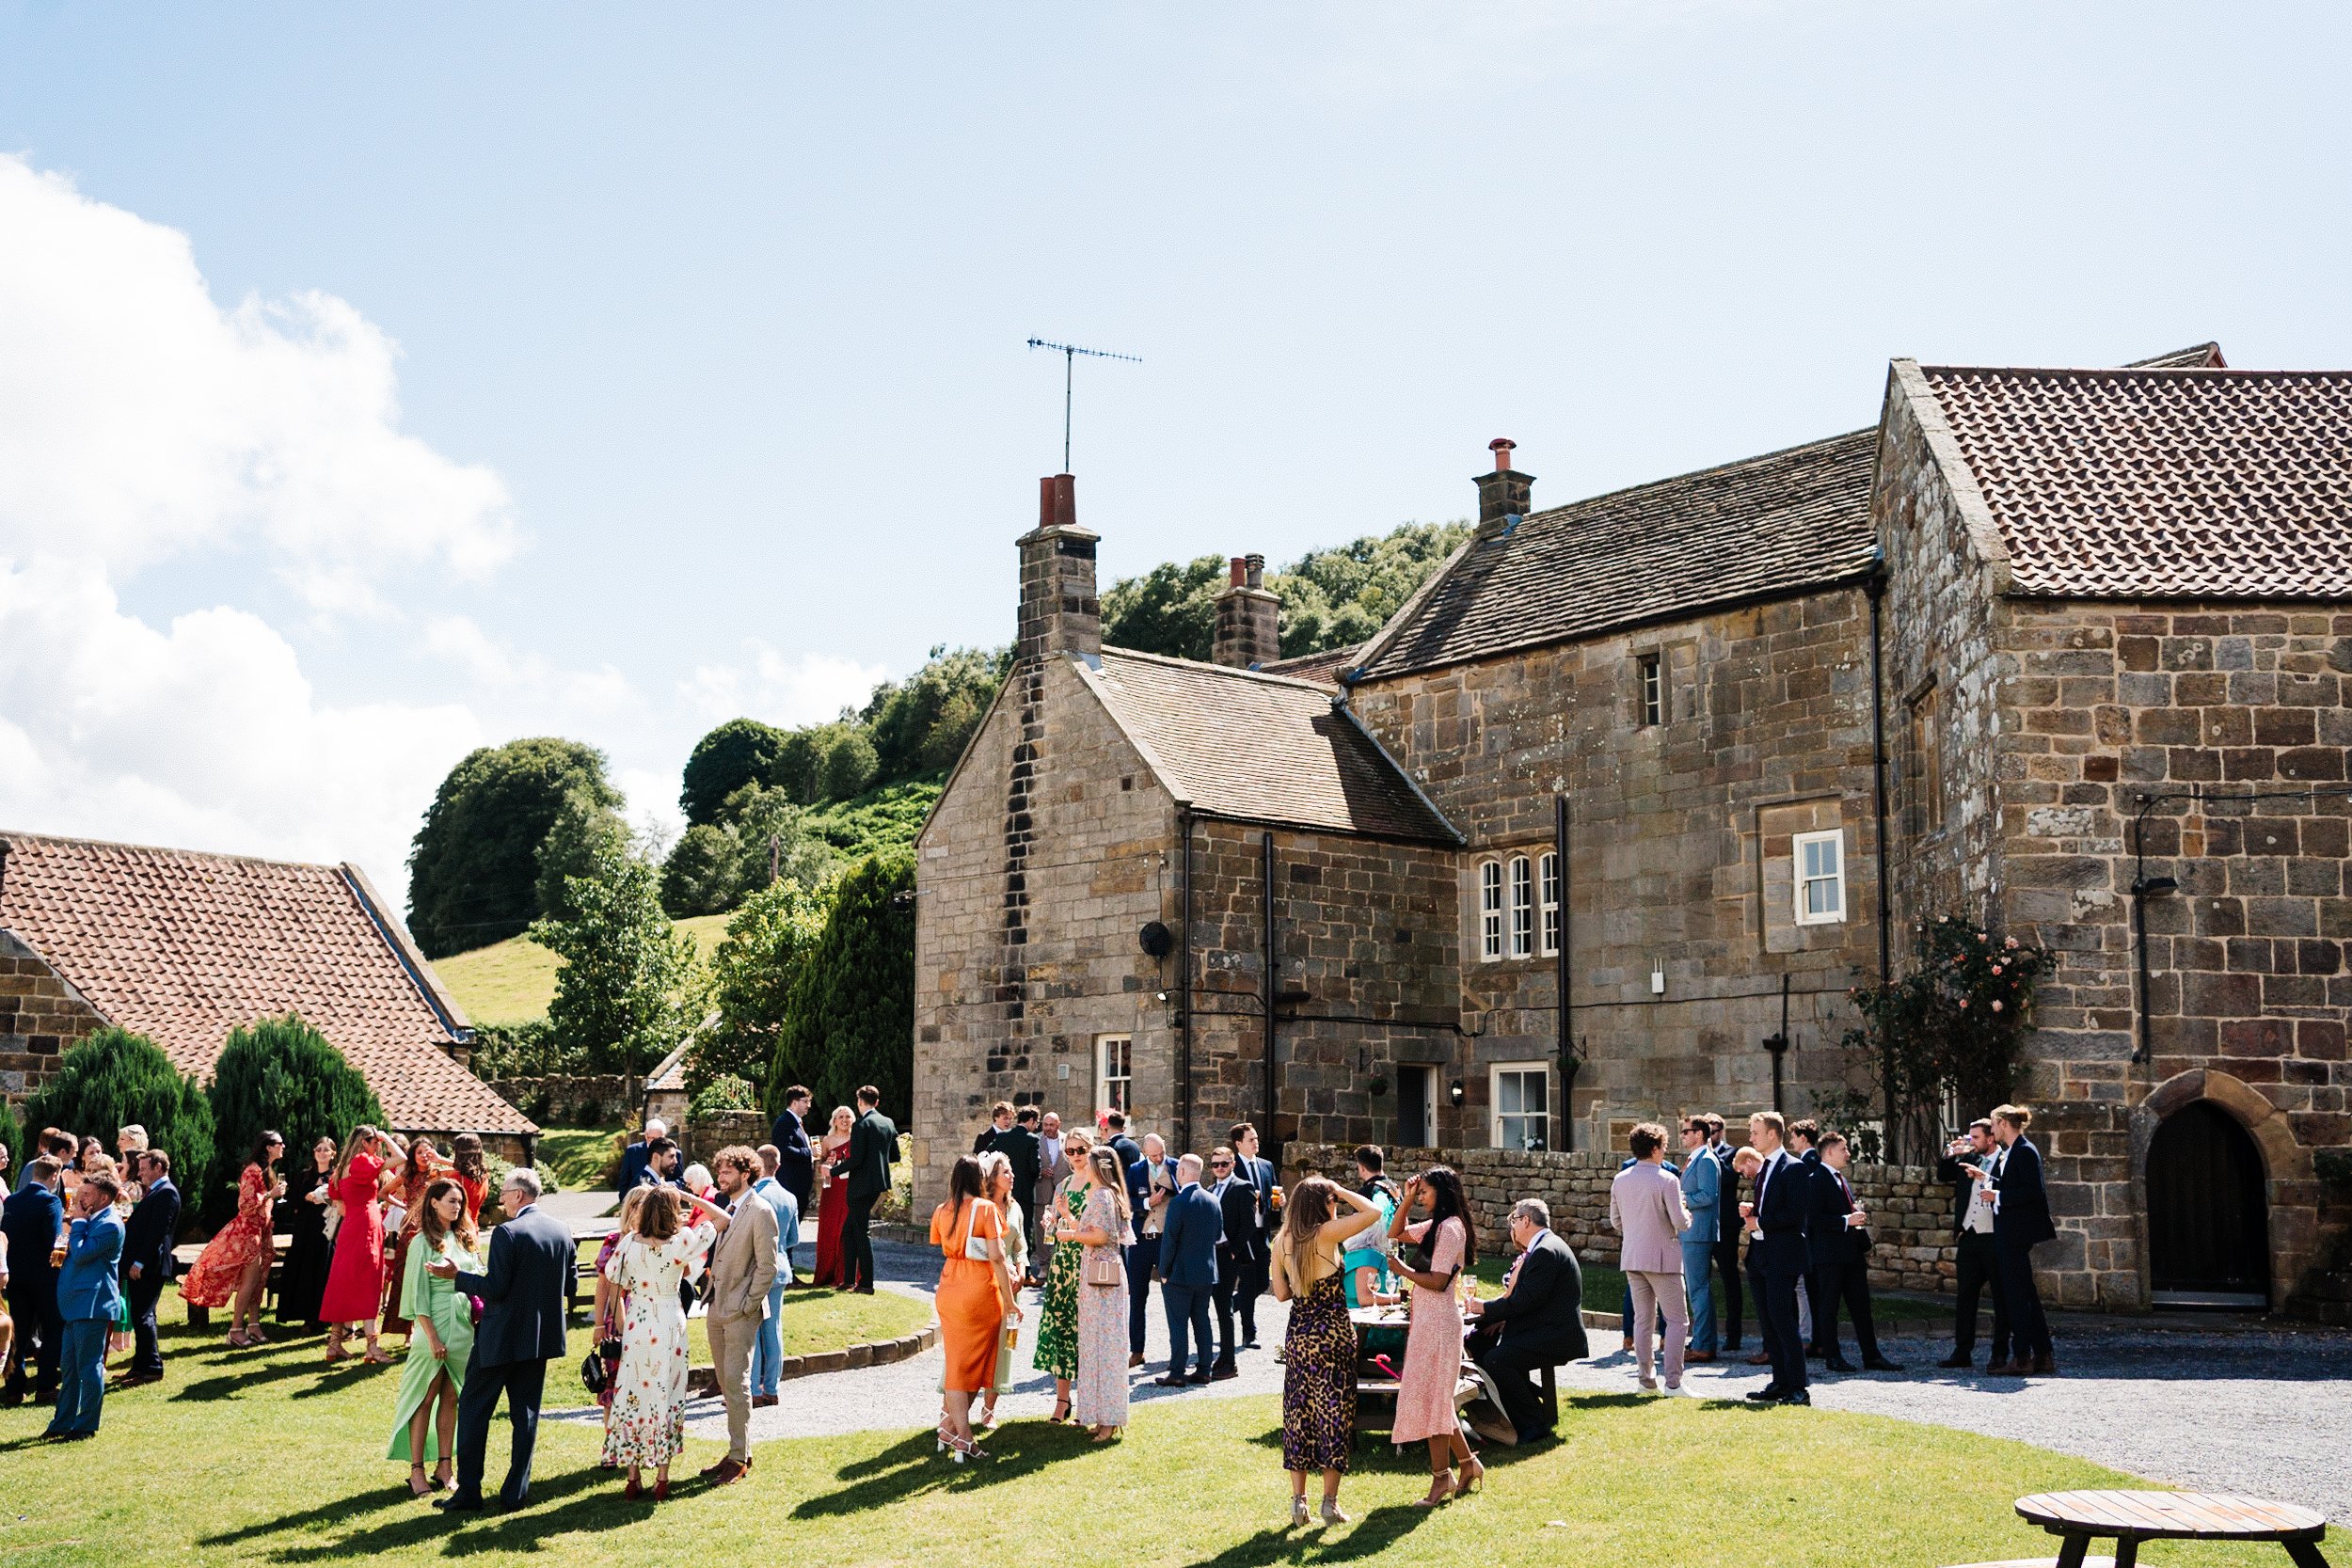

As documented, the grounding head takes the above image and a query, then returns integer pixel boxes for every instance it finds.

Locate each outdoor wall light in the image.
[1448,1078,1466,1108]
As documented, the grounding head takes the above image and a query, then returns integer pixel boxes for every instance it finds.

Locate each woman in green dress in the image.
[386,1178,481,1496]
[1030,1127,1092,1421]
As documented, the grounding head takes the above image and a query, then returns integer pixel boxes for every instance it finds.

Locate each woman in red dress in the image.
[450,1133,492,1226]
[181,1131,286,1347]
[380,1136,446,1340]
[812,1105,855,1288]
[320,1126,401,1363]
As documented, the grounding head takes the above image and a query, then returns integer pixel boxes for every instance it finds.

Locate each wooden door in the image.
[2147,1101,2269,1307]
[1396,1065,1432,1148]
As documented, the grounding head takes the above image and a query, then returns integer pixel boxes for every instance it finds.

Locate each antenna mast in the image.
[1026,337,1141,472]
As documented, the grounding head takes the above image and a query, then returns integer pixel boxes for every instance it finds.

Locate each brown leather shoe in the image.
[2030,1353,2058,1376]
[752,1394,779,1408]
[1685,1351,1717,1364]
[1744,1351,1772,1366]
[707,1457,749,1487]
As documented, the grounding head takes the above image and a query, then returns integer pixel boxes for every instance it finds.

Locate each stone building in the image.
[0,832,536,1162]
[914,342,2352,1312]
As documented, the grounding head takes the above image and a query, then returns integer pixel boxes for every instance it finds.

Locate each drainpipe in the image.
[1262,830,1279,1161]
[1554,793,1576,1152]
[1865,565,1896,1158]
[1178,807,1194,1153]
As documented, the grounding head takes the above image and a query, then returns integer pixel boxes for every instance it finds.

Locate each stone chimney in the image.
[1474,437,1534,534]
[1016,473,1100,661]
[1211,552,1280,669]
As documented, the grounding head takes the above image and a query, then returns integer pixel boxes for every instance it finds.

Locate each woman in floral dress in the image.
[1387,1165,1485,1506]
[181,1131,285,1348]
[1030,1127,1092,1420]
[601,1185,732,1499]
[1058,1144,1134,1442]
[1269,1176,1386,1526]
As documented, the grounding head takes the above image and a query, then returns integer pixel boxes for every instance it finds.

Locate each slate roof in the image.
[1916,364,2352,600]
[0,832,533,1136]
[1258,641,1365,687]
[1354,430,1880,680]
[1077,650,1458,843]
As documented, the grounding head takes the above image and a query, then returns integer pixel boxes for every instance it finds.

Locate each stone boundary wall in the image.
[1285,1143,1963,1294]
[684,1110,769,1167]
[686,1323,937,1394]
[485,1074,632,1127]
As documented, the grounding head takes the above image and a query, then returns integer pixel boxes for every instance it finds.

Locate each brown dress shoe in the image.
[707,1457,749,1487]
[2030,1353,2058,1375]
[1745,1351,1772,1366]
[1685,1351,1717,1364]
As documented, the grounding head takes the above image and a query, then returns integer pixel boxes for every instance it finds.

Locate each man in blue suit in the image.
[1,1157,65,1405]
[1990,1104,2058,1376]
[1124,1132,1178,1367]
[1741,1111,1811,1406]
[48,1167,125,1438]
[430,1167,572,1513]
[1153,1153,1221,1386]
[119,1150,182,1386]
[1677,1118,1721,1361]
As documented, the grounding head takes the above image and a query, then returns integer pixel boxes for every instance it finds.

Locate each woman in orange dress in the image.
[320,1126,401,1363]
[181,1132,287,1348]
[928,1153,1011,1463]
[449,1133,491,1226]
[381,1137,447,1339]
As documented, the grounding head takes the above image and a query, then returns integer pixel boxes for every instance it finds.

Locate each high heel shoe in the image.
[1320,1500,1350,1526]
[408,1464,433,1498]
[432,1461,453,1492]
[653,1478,671,1502]
[1413,1475,1456,1509]
[1048,1395,1072,1424]
[1455,1458,1486,1496]
[624,1474,643,1500]
[1291,1497,1311,1527]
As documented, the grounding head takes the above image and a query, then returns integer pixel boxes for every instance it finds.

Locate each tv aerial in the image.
[1027,337,1141,473]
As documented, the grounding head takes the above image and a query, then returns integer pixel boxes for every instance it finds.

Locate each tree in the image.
[820,729,880,800]
[659,783,835,919]
[532,844,707,1107]
[1101,553,1226,660]
[707,879,828,1104]
[859,644,1007,783]
[771,852,915,1120]
[679,718,791,827]
[534,784,632,924]
[26,1027,214,1228]
[660,822,744,917]
[406,736,623,957]
[206,1015,383,1223]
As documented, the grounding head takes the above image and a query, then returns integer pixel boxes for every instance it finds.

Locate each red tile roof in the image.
[1916,364,2352,600]
[0,832,532,1136]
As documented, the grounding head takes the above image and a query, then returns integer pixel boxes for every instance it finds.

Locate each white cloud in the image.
[682,640,892,729]
[0,155,515,613]
[0,557,481,893]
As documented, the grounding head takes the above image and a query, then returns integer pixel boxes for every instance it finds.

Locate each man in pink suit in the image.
[1609,1123,1692,1392]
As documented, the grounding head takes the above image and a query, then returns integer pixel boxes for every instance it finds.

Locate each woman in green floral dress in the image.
[1030,1128,1092,1420]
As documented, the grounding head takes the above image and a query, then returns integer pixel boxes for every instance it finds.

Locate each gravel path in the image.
[563,1237,2352,1525]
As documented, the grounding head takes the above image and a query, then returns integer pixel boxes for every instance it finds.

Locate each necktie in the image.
[1836,1172,1853,1203]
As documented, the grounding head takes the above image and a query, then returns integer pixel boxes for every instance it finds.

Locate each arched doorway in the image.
[2146,1101,2270,1308]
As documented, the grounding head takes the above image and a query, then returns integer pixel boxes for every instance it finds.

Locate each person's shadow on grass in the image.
[233,1465,611,1562]
[791,1420,1104,1516]
[1183,1502,1435,1568]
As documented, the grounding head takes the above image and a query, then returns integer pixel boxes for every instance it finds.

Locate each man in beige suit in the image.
[1609,1123,1692,1393]
[1030,1112,1070,1286]
[700,1146,778,1486]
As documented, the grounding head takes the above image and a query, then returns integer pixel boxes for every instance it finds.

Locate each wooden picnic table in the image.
[172,1218,621,1326]
[2012,1490,2330,1568]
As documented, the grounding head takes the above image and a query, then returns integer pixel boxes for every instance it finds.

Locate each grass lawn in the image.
[433,913,731,1026]
[538,1126,625,1194]
[0,1291,2253,1568]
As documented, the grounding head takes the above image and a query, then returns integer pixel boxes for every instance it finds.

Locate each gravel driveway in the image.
[565,1235,2352,1525]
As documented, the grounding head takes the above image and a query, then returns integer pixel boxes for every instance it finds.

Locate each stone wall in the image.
[682,1110,769,1168]
[1348,582,1884,1150]
[0,931,108,1118]
[1285,1141,1963,1294]
[486,1074,632,1128]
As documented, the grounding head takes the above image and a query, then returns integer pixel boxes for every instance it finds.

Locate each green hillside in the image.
[434,911,731,1027]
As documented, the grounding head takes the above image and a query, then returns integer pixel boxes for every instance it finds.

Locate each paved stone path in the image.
[563,1237,2352,1525]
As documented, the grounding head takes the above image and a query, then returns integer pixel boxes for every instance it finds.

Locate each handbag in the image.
[1083,1249,1122,1289]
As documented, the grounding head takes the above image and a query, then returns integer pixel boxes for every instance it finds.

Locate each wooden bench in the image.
[2012,1490,2330,1568]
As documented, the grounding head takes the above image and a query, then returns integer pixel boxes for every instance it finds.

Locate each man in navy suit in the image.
[770,1085,816,1214]
[1153,1153,1221,1386]
[431,1168,572,1513]
[47,1167,124,1438]
[1207,1146,1259,1378]
[1740,1111,1811,1406]
[1227,1122,1277,1349]
[1989,1104,2058,1376]
[1124,1132,1178,1367]
[2,1156,66,1406]
[615,1117,666,1200]
[119,1150,182,1385]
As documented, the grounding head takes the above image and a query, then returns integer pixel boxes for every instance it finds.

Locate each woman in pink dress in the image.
[320,1126,402,1363]
[1386,1165,1486,1506]
[811,1106,854,1288]
[181,1132,286,1347]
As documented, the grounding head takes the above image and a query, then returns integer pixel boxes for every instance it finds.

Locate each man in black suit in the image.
[1,1157,65,1405]
[1989,1104,2058,1376]
[119,1150,181,1386]
[1226,1122,1277,1349]
[1207,1145,1256,1379]
[990,1108,1044,1262]
[1102,1109,1140,1171]
[973,1101,1013,1156]
[771,1085,816,1214]
[1741,1111,1811,1405]
[834,1085,898,1295]
[1810,1132,1900,1372]
[431,1168,571,1513]
[1936,1117,2010,1370]
[1466,1197,1588,1444]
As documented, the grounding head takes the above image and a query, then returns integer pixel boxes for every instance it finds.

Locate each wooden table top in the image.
[2016,1492,2328,1542]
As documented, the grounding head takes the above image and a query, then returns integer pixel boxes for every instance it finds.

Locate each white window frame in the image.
[1537,850,1561,957]
[1792,829,1846,926]
[1478,861,1502,960]
[1638,653,1664,726]
[1489,1061,1550,1151]
[1507,855,1534,958]
[1096,1034,1133,1114]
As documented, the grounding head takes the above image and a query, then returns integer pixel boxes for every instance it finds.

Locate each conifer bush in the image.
[25,1027,214,1226]
[206,1014,381,1223]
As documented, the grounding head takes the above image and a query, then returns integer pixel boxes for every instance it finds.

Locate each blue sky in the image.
[1,2,2345,902]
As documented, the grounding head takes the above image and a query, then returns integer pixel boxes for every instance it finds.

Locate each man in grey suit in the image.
[834,1085,898,1294]
[1029,1112,1070,1287]
[700,1146,778,1487]
[433,1168,571,1513]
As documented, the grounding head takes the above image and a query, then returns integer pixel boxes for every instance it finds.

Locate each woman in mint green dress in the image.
[386,1179,482,1495]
